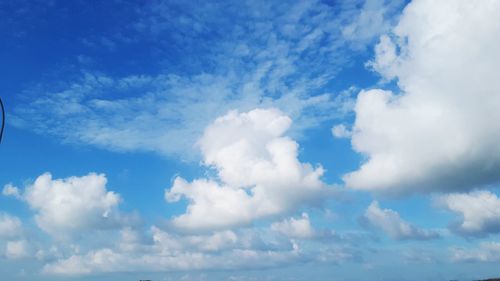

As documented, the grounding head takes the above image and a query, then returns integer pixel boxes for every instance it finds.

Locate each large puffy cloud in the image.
[342,0,500,194]
[439,190,500,236]
[5,173,123,238]
[166,108,331,231]
[362,201,439,240]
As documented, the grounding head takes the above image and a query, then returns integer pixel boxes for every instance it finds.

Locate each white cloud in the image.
[41,226,304,276]
[271,213,315,239]
[363,201,439,240]
[12,71,343,160]
[5,240,30,259]
[40,223,360,276]
[2,184,21,198]
[0,213,22,239]
[344,0,500,194]
[11,0,388,160]
[166,108,331,231]
[42,246,302,276]
[451,242,500,263]
[342,0,405,48]
[11,172,123,238]
[439,190,500,236]
[331,124,352,139]
[151,227,239,253]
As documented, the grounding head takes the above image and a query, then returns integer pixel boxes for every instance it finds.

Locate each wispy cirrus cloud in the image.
[10,0,404,159]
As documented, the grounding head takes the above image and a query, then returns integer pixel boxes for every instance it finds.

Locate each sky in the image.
[1,0,500,280]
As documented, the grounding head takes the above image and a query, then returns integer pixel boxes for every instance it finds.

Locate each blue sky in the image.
[1,0,500,280]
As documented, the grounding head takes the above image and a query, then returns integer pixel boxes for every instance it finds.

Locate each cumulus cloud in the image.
[41,226,304,276]
[271,213,315,239]
[451,242,500,263]
[2,184,21,198]
[42,245,303,276]
[439,190,500,236]
[166,108,331,231]
[41,223,360,276]
[0,214,35,261]
[151,227,240,253]
[363,201,439,240]
[5,240,30,259]
[331,124,352,139]
[0,213,22,239]
[7,173,124,238]
[344,0,500,194]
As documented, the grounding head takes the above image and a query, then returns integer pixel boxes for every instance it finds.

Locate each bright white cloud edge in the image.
[166,108,333,231]
[343,0,500,194]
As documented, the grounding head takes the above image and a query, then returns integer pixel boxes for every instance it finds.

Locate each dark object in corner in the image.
[0,97,4,144]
